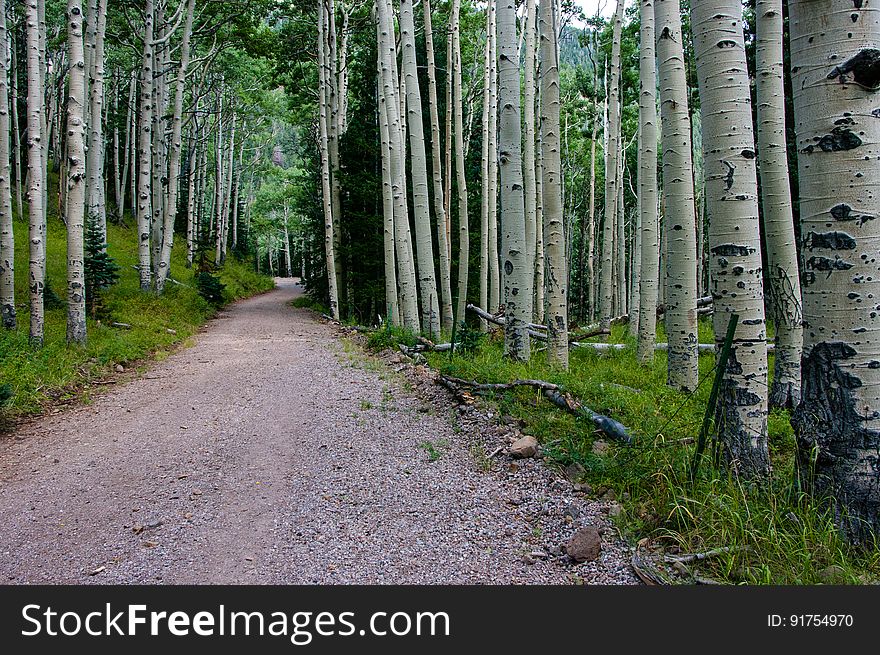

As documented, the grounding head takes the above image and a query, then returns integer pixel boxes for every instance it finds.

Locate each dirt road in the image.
[0,279,635,584]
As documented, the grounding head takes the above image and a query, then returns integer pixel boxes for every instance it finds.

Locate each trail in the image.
[0,279,635,584]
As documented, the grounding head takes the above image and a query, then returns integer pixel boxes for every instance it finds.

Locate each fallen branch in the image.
[110,322,132,330]
[665,545,747,565]
[438,375,633,444]
[466,304,549,341]
[571,342,775,353]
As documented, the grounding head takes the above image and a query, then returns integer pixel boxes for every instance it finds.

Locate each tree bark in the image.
[755,0,803,410]
[318,0,340,318]
[538,0,567,368]
[65,0,87,344]
[656,0,698,391]
[479,1,493,331]
[422,0,453,334]
[451,0,469,326]
[693,0,770,476]
[523,0,537,323]
[0,1,15,329]
[789,0,880,543]
[136,0,155,290]
[25,0,45,344]
[636,0,659,364]
[376,42,399,325]
[487,1,500,312]
[497,0,529,360]
[86,0,107,241]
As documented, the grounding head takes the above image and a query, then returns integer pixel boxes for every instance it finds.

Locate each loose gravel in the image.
[0,279,637,585]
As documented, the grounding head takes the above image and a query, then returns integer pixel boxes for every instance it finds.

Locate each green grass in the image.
[1,213,273,419]
[405,322,880,585]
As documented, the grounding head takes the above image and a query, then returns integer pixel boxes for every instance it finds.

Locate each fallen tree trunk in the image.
[571,342,775,353]
[438,375,633,444]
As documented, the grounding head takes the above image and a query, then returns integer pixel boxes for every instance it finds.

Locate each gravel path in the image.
[0,279,636,584]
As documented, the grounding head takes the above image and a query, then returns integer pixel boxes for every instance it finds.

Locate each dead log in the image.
[438,375,633,444]
[466,304,549,341]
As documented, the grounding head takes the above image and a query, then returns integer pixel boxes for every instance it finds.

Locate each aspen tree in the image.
[399,0,441,338]
[451,0,469,325]
[790,0,880,541]
[693,0,770,476]
[25,0,45,344]
[755,0,803,409]
[539,0,567,367]
[376,40,399,325]
[65,0,87,344]
[523,0,537,322]
[136,0,155,290]
[479,2,492,330]
[636,0,659,364]
[487,1,499,312]
[497,0,529,360]
[422,0,453,333]
[86,0,107,240]
[318,0,340,318]
[599,0,624,333]
[656,0,698,390]
[0,0,14,329]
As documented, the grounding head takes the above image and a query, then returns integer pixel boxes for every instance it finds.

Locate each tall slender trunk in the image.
[156,0,195,292]
[487,2,499,312]
[479,2,492,330]
[25,0,45,344]
[600,0,624,332]
[693,0,769,476]
[656,0,698,391]
[120,71,135,221]
[630,125,642,338]
[423,0,453,334]
[185,123,198,267]
[65,0,87,344]
[136,0,155,290]
[451,0,469,325]
[86,0,107,240]
[377,0,419,330]
[539,0,567,367]
[377,46,399,325]
[399,0,440,338]
[497,0,529,360]
[789,0,880,542]
[10,24,22,223]
[318,0,340,318]
[0,1,15,329]
[636,0,659,363]
[327,0,344,312]
[523,0,537,322]
[756,0,803,409]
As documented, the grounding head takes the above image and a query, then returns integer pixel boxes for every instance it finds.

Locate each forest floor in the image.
[0,278,636,584]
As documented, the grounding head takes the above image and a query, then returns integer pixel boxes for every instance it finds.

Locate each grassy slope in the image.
[0,213,274,417]
[405,322,880,585]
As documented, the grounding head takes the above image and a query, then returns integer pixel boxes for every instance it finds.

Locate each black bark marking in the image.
[827,48,880,90]
[830,203,875,225]
[504,260,513,275]
[792,341,880,544]
[801,126,863,153]
[806,255,855,278]
[741,149,756,159]
[722,160,735,190]
[804,230,857,251]
[711,244,754,257]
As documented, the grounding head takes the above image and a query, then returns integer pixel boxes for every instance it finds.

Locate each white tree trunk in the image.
[452,0,469,326]
[497,0,529,360]
[692,0,770,476]
[523,0,537,322]
[600,0,624,332]
[86,0,107,240]
[377,0,419,331]
[755,0,803,409]
[136,0,155,290]
[636,0,659,364]
[25,0,45,344]
[156,0,195,292]
[487,1,500,312]
[479,2,493,330]
[377,45,399,325]
[789,0,880,542]
[539,0,567,368]
[0,0,15,329]
[318,0,340,318]
[399,0,440,338]
[65,0,87,344]
[423,0,453,334]
[656,0,698,391]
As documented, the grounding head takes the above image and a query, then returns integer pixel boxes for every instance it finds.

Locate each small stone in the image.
[818,565,847,583]
[592,440,610,456]
[509,435,539,459]
[564,526,602,563]
[600,488,617,502]
[166,329,177,335]
[608,503,623,518]
[115,364,125,373]
[564,462,587,483]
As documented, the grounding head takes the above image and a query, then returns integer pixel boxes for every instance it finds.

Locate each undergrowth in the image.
[0,212,274,419]
[386,322,880,585]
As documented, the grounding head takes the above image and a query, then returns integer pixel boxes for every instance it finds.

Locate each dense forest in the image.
[1,0,879,584]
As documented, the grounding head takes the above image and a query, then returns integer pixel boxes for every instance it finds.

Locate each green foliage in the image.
[365,323,419,352]
[43,277,66,310]
[426,330,879,585]
[84,220,120,318]
[196,272,226,306]
[454,321,485,356]
[0,383,11,407]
